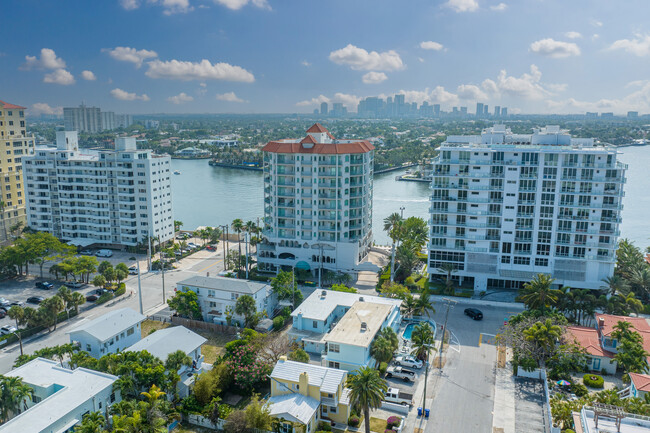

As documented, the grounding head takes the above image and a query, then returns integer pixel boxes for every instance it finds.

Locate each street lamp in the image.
[13,331,22,356]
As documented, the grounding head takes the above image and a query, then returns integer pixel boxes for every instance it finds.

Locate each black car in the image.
[86,294,99,302]
[26,296,45,304]
[35,281,54,290]
[464,308,483,320]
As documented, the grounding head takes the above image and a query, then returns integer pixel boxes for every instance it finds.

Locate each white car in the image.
[95,249,113,257]
[0,325,17,335]
[394,355,424,369]
[128,266,138,275]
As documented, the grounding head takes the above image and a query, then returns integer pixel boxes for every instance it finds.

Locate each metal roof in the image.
[177,275,269,295]
[267,393,320,425]
[271,358,346,394]
[126,326,206,361]
[66,308,145,342]
[291,289,401,321]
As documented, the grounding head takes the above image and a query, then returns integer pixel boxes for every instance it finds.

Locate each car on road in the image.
[386,366,416,382]
[86,294,99,302]
[95,249,113,257]
[26,296,44,304]
[128,266,138,275]
[187,242,199,248]
[0,310,5,319]
[394,355,424,369]
[35,281,54,290]
[205,245,216,251]
[464,308,484,320]
[79,249,94,255]
[64,281,85,289]
[0,325,17,335]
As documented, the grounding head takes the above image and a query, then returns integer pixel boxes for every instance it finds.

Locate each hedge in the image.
[378,361,388,376]
[317,421,332,432]
[583,374,604,388]
[97,292,114,304]
[0,309,79,346]
[273,316,284,331]
[348,416,360,428]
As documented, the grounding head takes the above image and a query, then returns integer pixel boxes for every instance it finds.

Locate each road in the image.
[422,300,523,433]
[0,241,239,373]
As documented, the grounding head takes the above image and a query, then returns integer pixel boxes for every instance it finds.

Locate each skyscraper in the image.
[476,103,484,117]
[433,104,441,117]
[0,100,34,243]
[259,123,374,274]
[483,105,489,116]
[429,125,626,292]
[501,107,508,117]
[320,102,328,115]
[64,104,102,133]
[494,106,501,117]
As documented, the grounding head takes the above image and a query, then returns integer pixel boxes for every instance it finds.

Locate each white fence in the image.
[516,367,543,380]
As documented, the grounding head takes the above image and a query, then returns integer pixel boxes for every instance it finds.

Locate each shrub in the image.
[114,283,126,296]
[571,383,588,397]
[386,416,401,428]
[348,416,360,428]
[317,421,332,432]
[378,361,388,376]
[384,430,396,433]
[97,292,114,304]
[288,349,310,363]
[564,430,575,433]
[273,316,285,331]
[583,374,604,388]
[281,306,292,319]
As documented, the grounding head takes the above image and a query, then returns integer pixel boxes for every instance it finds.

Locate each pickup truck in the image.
[384,387,414,406]
[386,366,416,382]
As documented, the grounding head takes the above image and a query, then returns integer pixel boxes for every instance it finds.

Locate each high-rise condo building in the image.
[320,102,328,115]
[259,124,374,275]
[64,104,102,133]
[428,125,626,292]
[476,103,484,117]
[24,132,174,248]
[0,100,34,242]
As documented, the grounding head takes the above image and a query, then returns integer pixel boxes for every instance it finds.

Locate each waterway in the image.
[171,146,648,249]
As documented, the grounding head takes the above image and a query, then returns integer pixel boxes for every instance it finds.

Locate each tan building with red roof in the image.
[0,100,34,242]
[259,124,374,275]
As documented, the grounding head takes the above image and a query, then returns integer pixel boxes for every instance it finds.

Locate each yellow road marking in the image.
[196,258,224,273]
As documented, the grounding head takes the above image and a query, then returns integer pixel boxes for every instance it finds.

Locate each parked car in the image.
[384,387,414,406]
[128,266,138,275]
[35,281,54,290]
[79,249,94,256]
[95,249,113,257]
[205,245,217,251]
[26,296,44,304]
[187,242,199,249]
[9,301,24,307]
[386,366,416,382]
[394,355,424,369]
[86,294,99,302]
[0,325,17,335]
[464,308,483,320]
[93,288,108,296]
[0,310,6,319]
[64,281,85,289]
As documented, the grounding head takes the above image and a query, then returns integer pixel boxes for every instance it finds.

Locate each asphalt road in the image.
[423,300,524,433]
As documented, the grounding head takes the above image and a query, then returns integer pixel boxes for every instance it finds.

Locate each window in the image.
[513,257,530,265]
[329,343,340,353]
[535,258,549,267]
[313,320,318,329]
[328,361,340,369]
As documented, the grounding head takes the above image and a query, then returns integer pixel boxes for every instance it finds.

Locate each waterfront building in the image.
[174,146,211,158]
[428,125,626,292]
[0,100,34,243]
[64,104,102,133]
[116,114,134,128]
[101,111,116,130]
[24,131,174,248]
[259,124,374,275]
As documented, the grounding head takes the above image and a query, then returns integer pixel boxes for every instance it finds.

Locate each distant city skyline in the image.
[3,0,650,115]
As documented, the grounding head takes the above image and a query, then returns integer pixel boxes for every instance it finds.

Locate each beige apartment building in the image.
[0,100,35,242]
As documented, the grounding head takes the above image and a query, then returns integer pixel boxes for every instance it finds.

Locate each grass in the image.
[141,319,170,338]
[369,417,387,433]
[193,329,237,364]
[173,424,214,433]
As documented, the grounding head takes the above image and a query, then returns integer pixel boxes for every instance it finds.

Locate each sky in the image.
[2,0,650,116]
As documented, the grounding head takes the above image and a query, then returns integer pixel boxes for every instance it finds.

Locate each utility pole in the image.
[13,332,22,356]
[147,234,152,272]
[438,298,456,369]
[158,237,166,304]
[137,260,144,315]
[421,343,434,413]
[220,225,227,271]
[245,231,249,279]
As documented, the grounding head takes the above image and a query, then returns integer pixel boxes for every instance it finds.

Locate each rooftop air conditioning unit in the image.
[360,322,367,331]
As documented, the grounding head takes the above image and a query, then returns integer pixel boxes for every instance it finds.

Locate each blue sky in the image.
[2,0,650,115]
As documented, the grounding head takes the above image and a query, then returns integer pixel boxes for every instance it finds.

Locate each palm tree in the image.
[400,295,417,318]
[75,411,106,433]
[601,275,630,297]
[69,292,86,315]
[0,376,33,422]
[346,367,388,433]
[630,267,650,296]
[178,240,188,256]
[383,212,403,283]
[518,273,562,313]
[7,306,24,330]
[410,322,435,361]
[165,350,192,372]
[0,201,7,243]
[370,336,395,364]
[231,218,245,272]
[57,286,73,320]
[414,289,435,317]
[522,318,563,366]
[437,263,457,294]
[244,220,256,273]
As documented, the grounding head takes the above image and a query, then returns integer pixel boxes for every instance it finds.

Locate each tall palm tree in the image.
[370,336,395,364]
[244,220,257,273]
[0,376,33,422]
[410,322,435,361]
[518,273,562,313]
[522,318,563,366]
[346,367,388,433]
[231,219,245,272]
[383,213,403,283]
[414,289,435,317]
[437,263,457,294]
[69,292,86,315]
[601,275,630,297]
[630,267,650,296]
[400,295,417,318]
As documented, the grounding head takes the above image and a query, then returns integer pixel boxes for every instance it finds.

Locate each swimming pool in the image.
[403,323,416,340]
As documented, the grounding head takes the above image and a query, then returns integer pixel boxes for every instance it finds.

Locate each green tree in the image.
[437,263,457,294]
[383,212,403,283]
[0,375,32,422]
[410,322,435,361]
[234,294,258,328]
[522,318,564,367]
[231,218,245,271]
[519,274,562,313]
[612,321,650,374]
[288,348,310,363]
[601,274,630,297]
[167,290,202,320]
[165,350,192,372]
[244,394,272,430]
[414,289,435,317]
[7,306,24,329]
[371,335,396,364]
[69,292,86,314]
[330,284,357,293]
[346,367,388,433]
[91,275,107,288]
[270,270,302,308]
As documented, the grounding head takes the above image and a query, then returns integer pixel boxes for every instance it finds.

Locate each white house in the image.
[127,326,207,398]
[175,276,277,325]
[290,289,402,371]
[0,358,120,433]
[67,308,145,359]
[174,146,211,158]
[565,325,617,374]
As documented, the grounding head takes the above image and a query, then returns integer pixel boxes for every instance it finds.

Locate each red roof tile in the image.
[596,313,650,338]
[0,100,26,110]
[262,140,375,155]
[566,326,615,358]
[300,134,317,145]
[306,123,329,133]
[629,373,650,392]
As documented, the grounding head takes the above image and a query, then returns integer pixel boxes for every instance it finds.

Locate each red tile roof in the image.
[306,123,329,133]
[629,373,650,392]
[596,313,650,338]
[0,100,26,110]
[565,326,614,358]
[262,139,374,155]
[300,134,317,145]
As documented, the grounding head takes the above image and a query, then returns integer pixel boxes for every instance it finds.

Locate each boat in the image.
[173,170,181,175]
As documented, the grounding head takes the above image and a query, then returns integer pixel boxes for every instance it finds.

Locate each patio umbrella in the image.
[556,380,571,386]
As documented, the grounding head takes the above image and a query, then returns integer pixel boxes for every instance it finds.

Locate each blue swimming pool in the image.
[403,323,416,340]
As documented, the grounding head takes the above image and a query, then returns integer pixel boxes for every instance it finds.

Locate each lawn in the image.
[369,417,387,433]
[193,329,238,364]
[141,319,170,337]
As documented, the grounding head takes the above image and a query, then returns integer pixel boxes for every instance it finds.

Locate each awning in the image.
[66,239,96,247]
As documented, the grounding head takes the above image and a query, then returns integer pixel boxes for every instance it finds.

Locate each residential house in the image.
[174,146,211,158]
[126,326,207,398]
[628,373,650,399]
[268,357,351,431]
[175,276,276,325]
[595,314,650,363]
[289,289,401,371]
[67,308,145,358]
[566,326,617,374]
[0,358,120,433]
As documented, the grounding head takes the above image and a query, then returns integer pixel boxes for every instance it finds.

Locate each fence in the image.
[540,369,558,433]
[171,316,239,334]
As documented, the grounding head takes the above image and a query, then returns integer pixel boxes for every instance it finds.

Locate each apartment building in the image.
[259,123,374,275]
[24,131,174,248]
[64,104,102,133]
[0,100,34,243]
[429,125,626,292]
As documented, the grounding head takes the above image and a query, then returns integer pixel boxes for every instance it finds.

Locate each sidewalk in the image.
[492,351,516,433]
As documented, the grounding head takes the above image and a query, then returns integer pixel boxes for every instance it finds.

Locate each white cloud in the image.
[329,44,404,71]
[592,34,600,41]
[546,82,650,114]
[214,0,270,10]
[456,84,487,101]
[30,103,63,116]
[626,79,650,88]
[481,78,499,95]
[565,31,582,39]
[81,70,97,81]
[111,88,150,101]
[530,38,580,58]
[333,93,361,109]
[362,72,388,84]
[608,34,650,57]
[420,41,444,51]
[150,0,193,15]
[167,92,194,104]
[417,57,425,63]
[104,47,158,68]
[301,60,311,67]
[546,83,568,92]
[297,95,330,107]
[120,0,140,9]
[216,92,247,102]
[43,69,75,85]
[21,48,66,70]
[490,3,507,11]
[591,19,603,27]
[497,64,550,100]
[444,0,479,13]
[145,59,255,82]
